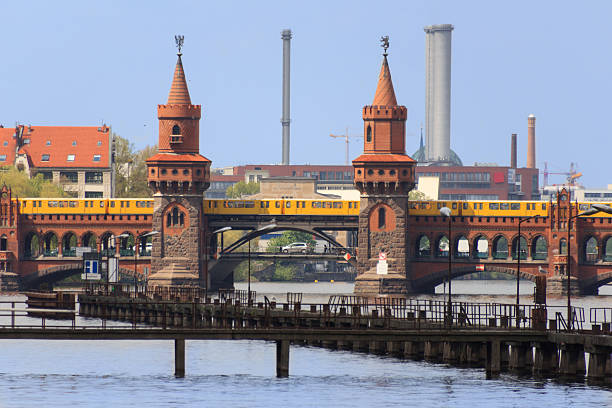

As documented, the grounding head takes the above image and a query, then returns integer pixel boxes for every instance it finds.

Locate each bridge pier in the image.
[386,341,403,357]
[442,342,460,365]
[175,338,185,378]
[533,342,558,377]
[403,341,423,360]
[276,340,290,378]
[509,342,533,374]
[424,341,442,362]
[586,347,611,381]
[486,340,501,377]
[559,344,586,378]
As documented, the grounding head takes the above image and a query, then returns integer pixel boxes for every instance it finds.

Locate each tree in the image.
[226,181,260,198]
[114,134,158,198]
[409,190,429,200]
[266,231,316,253]
[0,167,66,198]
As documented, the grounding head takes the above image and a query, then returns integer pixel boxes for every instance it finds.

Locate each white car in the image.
[281,242,310,254]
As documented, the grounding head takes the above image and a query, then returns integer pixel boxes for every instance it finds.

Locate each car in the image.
[281,242,310,254]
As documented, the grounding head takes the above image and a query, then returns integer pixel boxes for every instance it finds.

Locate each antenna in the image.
[380,36,389,56]
[174,35,184,54]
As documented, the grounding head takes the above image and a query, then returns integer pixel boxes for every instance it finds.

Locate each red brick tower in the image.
[146,39,211,288]
[353,39,416,296]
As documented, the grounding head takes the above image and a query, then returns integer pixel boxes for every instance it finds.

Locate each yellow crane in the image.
[330,127,363,165]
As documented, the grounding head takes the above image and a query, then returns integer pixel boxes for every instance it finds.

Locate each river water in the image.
[0,281,610,407]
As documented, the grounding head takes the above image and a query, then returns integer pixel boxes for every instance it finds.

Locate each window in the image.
[378,207,386,229]
[93,155,101,162]
[67,154,75,161]
[97,141,102,146]
[172,125,181,135]
[72,141,77,146]
[60,171,78,183]
[0,155,6,162]
[85,171,103,184]
[46,140,51,146]
[2,141,7,146]
[366,125,372,142]
[23,138,30,144]
[85,191,103,198]
[41,154,50,162]
[39,171,52,180]
[166,207,185,227]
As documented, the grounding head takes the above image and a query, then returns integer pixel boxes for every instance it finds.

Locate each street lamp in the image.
[565,204,612,329]
[439,207,452,325]
[516,215,539,327]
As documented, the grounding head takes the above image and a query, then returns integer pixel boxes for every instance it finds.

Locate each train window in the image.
[32,201,36,208]
[245,201,254,208]
[452,203,457,210]
[333,202,342,209]
[126,202,130,208]
[148,202,153,208]
[38,201,42,207]
[100,202,104,208]
[463,203,468,210]
[286,202,291,208]
[349,202,353,209]
[275,201,281,208]
[312,202,321,208]
[110,201,115,208]
[59,201,65,208]
[541,203,546,210]
[489,203,499,210]
[579,204,588,211]
[85,201,89,208]
[69,201,77,207]
[473,203,477,209]
[511,203,520,210]
[120,201,124,208]
[260,202,265,208]
[500,203,509,210]
[301,201,305,208]
[437,203,442,210]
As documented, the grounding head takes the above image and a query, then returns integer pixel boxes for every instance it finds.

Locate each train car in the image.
[407,200,549,218]
[203,199,360,216]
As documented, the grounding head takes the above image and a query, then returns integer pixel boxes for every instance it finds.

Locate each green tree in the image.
[0,167,66,197]
[409,190,429,200]
[114,134,158,198]
[266,231,316,253]
[226,181,260,198]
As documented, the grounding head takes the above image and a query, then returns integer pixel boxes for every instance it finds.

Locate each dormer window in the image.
[46,140,51,146]
[170,125,183,144]
[67,154,75,162]
[41,154,50,162]
[72,141,77,146]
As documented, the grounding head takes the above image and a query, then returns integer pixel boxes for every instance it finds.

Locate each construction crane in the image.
[542,162,583,187]
[330,127,363,165]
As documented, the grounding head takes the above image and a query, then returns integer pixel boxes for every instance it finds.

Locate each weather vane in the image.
[175,35,184,54]
[380,36,389,56]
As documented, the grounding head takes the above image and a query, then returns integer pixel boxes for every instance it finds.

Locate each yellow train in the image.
[15,198,612,218]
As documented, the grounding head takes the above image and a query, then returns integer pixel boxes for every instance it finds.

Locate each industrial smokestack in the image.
[510,133,517,169]
[527,114,536,168]
[281,29,292,165]
[424,24,453,163]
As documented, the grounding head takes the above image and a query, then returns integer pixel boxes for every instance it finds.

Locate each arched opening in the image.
[511,236,528,260]
[366,125,372,142]
[100,232,114,257]
[583,236,598,263]
[560,238,567,255]
[604,237,612,262]
[455,235,469,258]
[167,207,185,228]
[492,236,509,259]
[416,235,430,258]
[82,232,97,250]
[172,125,181,135]
[474,236,489,259]
[25,231,40,258]
[378,207,386,229]
[436,235,449,258]
[0,235,7,251]
[43,232,58,256]
[138,233,154,256]
[532,236,547,260]
[120,233,135,256]
[62,232,78,257]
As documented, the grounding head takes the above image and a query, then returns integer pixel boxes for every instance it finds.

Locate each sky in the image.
[1,1,612,187]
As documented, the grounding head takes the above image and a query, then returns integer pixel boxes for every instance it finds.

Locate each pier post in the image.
[559,344,584,378]
[424,341,441,362]
[276,340,290,378]
[486,340,501,377]
[587,347,611,381]
[175,338,185,378]
[534,342,558,376]
[509,343,531,374]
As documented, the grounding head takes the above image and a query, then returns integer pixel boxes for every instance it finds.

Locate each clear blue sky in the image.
[2,1,611,187]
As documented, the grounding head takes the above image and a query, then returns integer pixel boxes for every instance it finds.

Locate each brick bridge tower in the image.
[146,38,211,287]
[353,39,416,296]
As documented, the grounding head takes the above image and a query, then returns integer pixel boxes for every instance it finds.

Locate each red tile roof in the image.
[372,55,397,106]
[0,126,111,168]
[146,152,211,163]
[353,153,415,163]
[167,54,191,105]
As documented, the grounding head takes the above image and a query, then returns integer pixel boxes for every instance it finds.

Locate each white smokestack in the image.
[281,29,292,165]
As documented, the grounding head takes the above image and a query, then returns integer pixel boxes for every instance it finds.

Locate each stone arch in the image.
[24,231,40,258]
[416,235,430,258]
[42,231,58,256]
[511,235,528,260]
[0,235,7,251]
[61,231,78,257]
[531,235,547,260]
[163,203,189,233]
[583,236,598,263]
[119,232,135,256]
[435,234,449,258]
[454,235,469,259]
[473,235,489,259]
[368,202,396,232]
[82,231,97,250]
[603,236,612,262]
[100,231,115,256]
[492,235,509,259]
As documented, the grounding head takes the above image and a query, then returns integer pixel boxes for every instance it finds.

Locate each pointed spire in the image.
[372,55,397,106]
[167,54,192,105]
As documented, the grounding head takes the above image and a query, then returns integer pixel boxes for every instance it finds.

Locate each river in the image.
[0,281,610,407]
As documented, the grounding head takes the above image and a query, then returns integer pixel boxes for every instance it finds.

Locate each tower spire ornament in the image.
[380,35,389,56]
[175,35,184,55]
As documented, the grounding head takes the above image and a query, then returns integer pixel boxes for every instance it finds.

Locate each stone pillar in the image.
[175,338,185,378]
[276,340,290,378]
[443,342,460,364]
[509,343,532,374]
[559,344,585,378]
[424,341,441,362]
[486,340,501,377]
[534,342,558,376]
[587,348,611,381]
[386,341,403,357]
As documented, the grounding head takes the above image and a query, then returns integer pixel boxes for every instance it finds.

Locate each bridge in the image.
[2,289,611,380]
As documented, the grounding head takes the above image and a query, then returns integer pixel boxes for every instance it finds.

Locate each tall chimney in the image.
[510,133,517,168]
[527,114,536,168]
[281,29,292,165]
[424,24,453,162]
